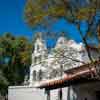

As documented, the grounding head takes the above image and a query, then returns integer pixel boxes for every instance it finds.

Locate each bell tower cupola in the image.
[32,32,47,65]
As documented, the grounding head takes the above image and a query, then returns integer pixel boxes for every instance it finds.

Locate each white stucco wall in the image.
[8,86,46,100]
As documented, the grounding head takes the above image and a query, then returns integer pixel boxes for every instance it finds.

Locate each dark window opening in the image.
[33,70,36,81]
[38,70,43,81]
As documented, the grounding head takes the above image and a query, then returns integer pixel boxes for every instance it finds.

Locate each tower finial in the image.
[60,32,65,37]
[36,32,42,39]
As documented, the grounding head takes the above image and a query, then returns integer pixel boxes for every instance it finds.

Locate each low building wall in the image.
[8,86,46,100]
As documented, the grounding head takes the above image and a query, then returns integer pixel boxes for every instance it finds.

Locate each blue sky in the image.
[0,0,32,38]
[0,0,84,46]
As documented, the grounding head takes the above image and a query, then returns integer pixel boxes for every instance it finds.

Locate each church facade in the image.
[29,32,90,86]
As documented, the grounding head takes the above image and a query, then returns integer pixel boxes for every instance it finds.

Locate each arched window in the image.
[39,55,42,62]
[34,56,40,64]
[38,70,43,81]
[37,45,40,51]
[33,70,36,81]
[34,57,37,64]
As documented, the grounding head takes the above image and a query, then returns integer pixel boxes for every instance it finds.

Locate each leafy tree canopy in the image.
[24,0,100,26]
[0,33,32,96]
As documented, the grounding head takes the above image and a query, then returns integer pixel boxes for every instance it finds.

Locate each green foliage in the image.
[0,33,32,95]
[24,0,100,27]
[24,0,67,27]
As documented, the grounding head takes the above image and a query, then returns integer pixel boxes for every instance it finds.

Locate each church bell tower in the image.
[29,32,47,85]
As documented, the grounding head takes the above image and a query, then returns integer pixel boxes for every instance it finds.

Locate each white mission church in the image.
[29,32,90,86]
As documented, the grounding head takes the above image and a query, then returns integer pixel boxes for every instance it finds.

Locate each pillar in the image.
[58,88,62,100]
[45,90,50,100]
